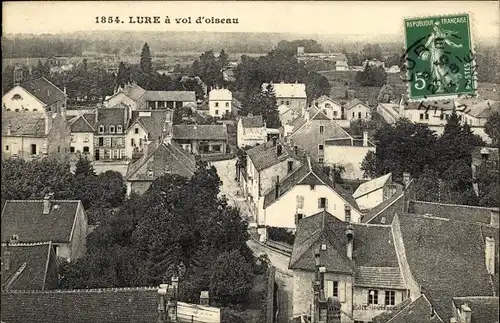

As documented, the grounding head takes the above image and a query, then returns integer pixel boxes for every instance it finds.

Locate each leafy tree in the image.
[275,39,324,56]
[140,42,152,74]
[306,72,332,103]
[209,249,254,306]
[414,166,441,202]
[360,150,378,179]
[361,43,383,60]
[355,65,387,87]
[377,84,396,103]
[484,110,500,147]
[73,155,96,180]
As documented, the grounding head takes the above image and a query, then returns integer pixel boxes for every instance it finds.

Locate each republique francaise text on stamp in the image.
[403,13,477,101]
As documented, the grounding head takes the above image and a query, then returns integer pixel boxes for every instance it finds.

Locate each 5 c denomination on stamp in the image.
[403,13,477,101]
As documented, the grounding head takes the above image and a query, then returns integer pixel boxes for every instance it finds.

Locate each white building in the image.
[237,114,267,148]
[262,82,307,115]
[208,88,232,118]
[345,99,371,121]
[315,95,343,120]
[353,173,396,210]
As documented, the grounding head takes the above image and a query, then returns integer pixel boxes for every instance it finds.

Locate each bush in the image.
[267,227,295,245]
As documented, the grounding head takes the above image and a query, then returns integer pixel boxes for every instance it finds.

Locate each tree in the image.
[115,61,130,88]
[140,43,152,74]
[355,65,387,87]
[209,249,253,305]
[73,155,96,180]
[377,84,396,103]
[484,110,500,147]
[306,72,332,103]
[243,85,280,128]
[361,43,383,60]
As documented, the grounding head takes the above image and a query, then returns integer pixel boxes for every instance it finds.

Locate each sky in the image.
[3,1,499,38]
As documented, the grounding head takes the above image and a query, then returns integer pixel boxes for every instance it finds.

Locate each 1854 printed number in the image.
[95,16,123,24]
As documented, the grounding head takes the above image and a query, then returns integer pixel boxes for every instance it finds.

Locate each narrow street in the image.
[213,158,294,323]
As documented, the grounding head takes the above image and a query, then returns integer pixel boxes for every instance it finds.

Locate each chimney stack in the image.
[45,112,54,135]
[402,172,411,188]
[43,193,53,214]
[362,131,368,147]
[490,209,499,227]
[459,303,472,323]
[200,291,210,306]
[277,144,283,156]
[344,205,352,223]
[345,224,354,259]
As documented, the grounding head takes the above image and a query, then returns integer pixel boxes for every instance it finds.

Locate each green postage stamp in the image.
[403,13,476,100]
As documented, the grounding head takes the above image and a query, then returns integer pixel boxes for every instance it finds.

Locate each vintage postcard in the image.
[2,2,499,323]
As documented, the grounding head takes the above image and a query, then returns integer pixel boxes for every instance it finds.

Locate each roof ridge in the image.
[412,200,499,211]
[453,296,500,300]
[6,200,81,203]
[3,286,159,293]
[1,241,53,247]
[356,265,401,269]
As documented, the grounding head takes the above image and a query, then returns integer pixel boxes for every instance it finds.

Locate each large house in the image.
[315,96,343,120]
[259,156,362,235]
[2,77,67,114]
[344,99,371,121]
[262,82,307,115]
[173,124,228,155]
[125,137,197,196]
[93,107,128,161]
[68,113,95,158]
[237,114,267,148]
[208,88,232,118]
[1,242,58,291]
[1,197,88,261]
[2,111,71,160]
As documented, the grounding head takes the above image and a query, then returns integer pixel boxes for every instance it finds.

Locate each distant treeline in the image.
[2,36,86,58]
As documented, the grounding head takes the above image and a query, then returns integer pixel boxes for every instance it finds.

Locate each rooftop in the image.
[208,88,232,101]
[119,83,147,101]
[372,294,444,323]
[452,296,500,323]
[353,173,392,199]
[146,91,196,102]
[129,110,172,140]
[2,111,47,137]
[18,77,66,106]
[240,115,265,128]
[262,82,307,99]
[1,200,82,243]
[69,113,95,133]
[173,124,228,141]
[246,140,294,172]
[96,108,127,133]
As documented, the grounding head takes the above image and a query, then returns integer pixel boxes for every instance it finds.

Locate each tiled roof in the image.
[345,98,370,110]
[355,266,406,290]
[2,111,46,137]
[452,296,500,323]
[120,83,147,101]
[19,77,66,106]
[208,89,232,101]
[353,173,392,199]
[316,95,342,106]
[129,110,172,140]
[246,140,293,171]
[1,200,81,243]
[240,115,264,128]
[262,82,307,98]
[173,124,228,140]
[374,294,444,323]
[109,102,130,110]
[96,108,127,134]
[395,213,498,322]
[146,91,196,102]
[126,141,196,181]
[289,210,400,274]
[408,201,497,226]
[1,242,53,291]
[69,114,95,133]
[0,287,170,323]
[288,107,352,138]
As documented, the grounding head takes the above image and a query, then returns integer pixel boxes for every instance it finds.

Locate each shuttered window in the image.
[318,198,327,209]
[296,195,304,209]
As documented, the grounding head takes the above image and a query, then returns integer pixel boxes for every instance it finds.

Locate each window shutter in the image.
[325,280,334,299]
[399,291,405,304]
[318,198,321,208]
[362,289,368,305]
[339,281,346,303]
[325,199,329,210]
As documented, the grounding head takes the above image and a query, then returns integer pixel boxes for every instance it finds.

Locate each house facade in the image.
[173,124,228,154]
[1,198,88,261]
[146,91,196,110]
[290,212,408,323]
[315,96,343,120]
[345,99,371,121]
[93,108,128,161]
[2,77,67,114]
[237,114,267,148]
[69,113,95,159]
[2,111,71,161]
[279,104,300,126]
[352,173,396,210]
[263,82,307,115]
[259,157,362,233]
[208,89,232,117]
[104,83,147,111]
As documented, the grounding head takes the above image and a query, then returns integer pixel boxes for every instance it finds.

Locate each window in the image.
[5,145,10,151]
[225,102,229,107]
[15,109,19,112]
[31,144,37,155]
[99,125,104,133]
[215,109,219,115]
[83,146,89,153]
[109,125,115,133]
[358,112,362,119]
[425,113,429,120]
[281,100,285,105]
[131,139,135,147]
[225,110,229,115]
[296,195,304,209]
[366,112,369,117]
[318,157,324,164]
[12,94,22,100]
[147,170,154,177]
[325,281,339,299]
[83,134,89,143]
[318,144,324,151]
[98,137,104,147]
[288,161,294,172]
[117,125,123,133]
[135,128,139,134]
[295,213,304,225]
[318,197,327,209]
[212,145,222,152]
[319,126,324,134]
[71,135,76,142]
[286,101,290,105]
[419,113,424,120]
[215,102,219,107]
[368,290,379,305]
[139,138,143,147]
[33,109,37,112]
[333,111,338,117]
[352,112,355,118]
[440,114,444,120]
[385,291,396,306]
[57,146,60,153]
[70,146,75,153]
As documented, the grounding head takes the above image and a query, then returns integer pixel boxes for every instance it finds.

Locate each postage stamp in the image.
[403,13,477,101]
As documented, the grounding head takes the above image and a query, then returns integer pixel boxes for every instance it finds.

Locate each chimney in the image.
[402,172,411,188]
[485,236,496,275]
[459,303,472,323]
[275,176,280,199]
[200,291,210,306]
[277,144,283,156]
[63,86,67,94]
[345,224,354,259]
[319,265,326,295]
[490,209,499,227]
[344,205,352,223]
[43,193,53,214]
[6,123,12,136]
[272,137,277,147]
[157,285,168,323]
[362,131,368,147]
[2,247,11,272]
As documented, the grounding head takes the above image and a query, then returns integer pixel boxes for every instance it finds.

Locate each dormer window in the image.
[116,125,123,133]
[147,170,154,177]
[98,125,104,133]
[109,125,115,133]
[12,94,22,100]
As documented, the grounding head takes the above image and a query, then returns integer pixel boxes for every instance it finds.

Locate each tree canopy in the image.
[355,65,387,87]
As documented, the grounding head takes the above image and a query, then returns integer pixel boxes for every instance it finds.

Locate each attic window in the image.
[147,170,154,177]
[116,125,123,133]
[319,126,324,134]
[109,125,115,133]
[12,94,22,100]
[321,244,327,251]
[135,128,139,134]
[98,125,104,133]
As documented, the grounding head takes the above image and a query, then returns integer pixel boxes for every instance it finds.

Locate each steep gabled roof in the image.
[452,296,500,323]
[173,124,228,140]
[240,115,264,128]
[316,95,342,106]
[2,111,46,137]
[19,77,66,106]
[126,141,196,181]
[1,242,54,291]
[95,108,127,133]
[129,110,172,139]
[353,173,392,199]
[344,98,371,110]
[408,201,498,226]
[288,107,353,138]
[120,83,147,101]
[246,140,294,171]
[1,200,82,243]
[373,294,444,323]
[69,114,96,133]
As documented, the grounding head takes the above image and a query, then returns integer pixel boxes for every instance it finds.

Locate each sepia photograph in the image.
[1,1,499,323]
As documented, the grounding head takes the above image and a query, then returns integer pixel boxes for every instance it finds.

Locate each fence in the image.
[265,240,293,256]
[177,302,221,323]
